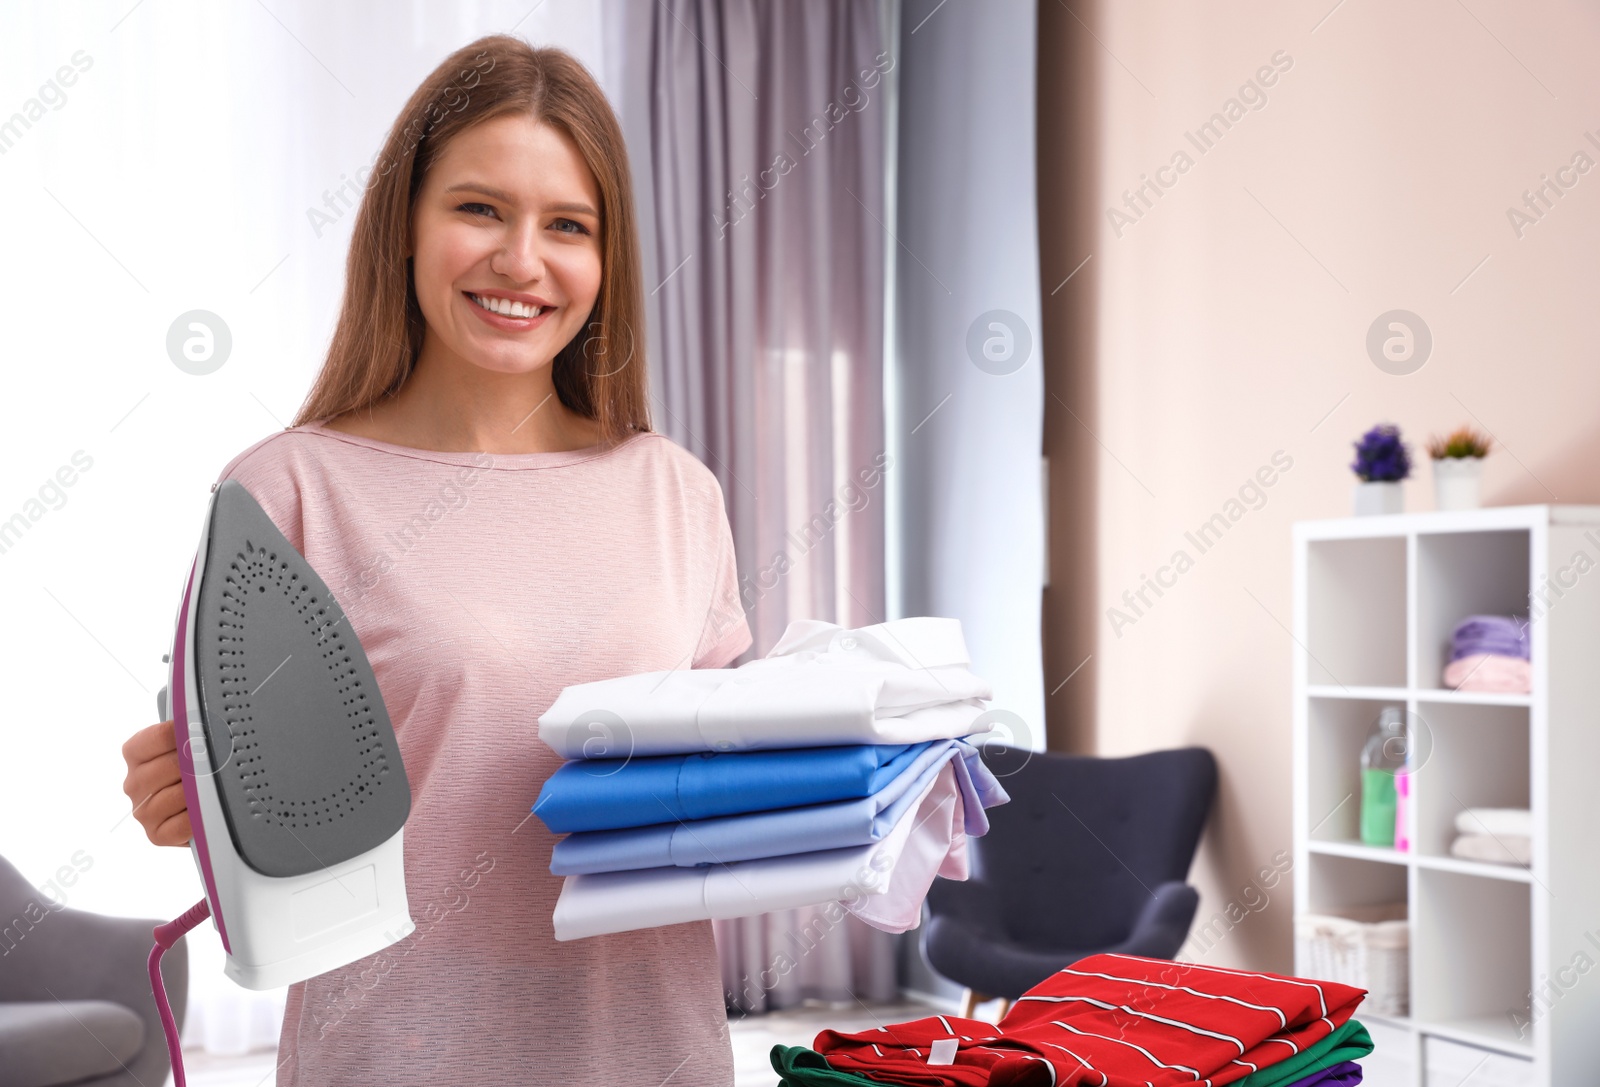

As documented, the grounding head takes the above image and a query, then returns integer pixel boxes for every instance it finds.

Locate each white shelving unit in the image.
[1292,505,1600,1087]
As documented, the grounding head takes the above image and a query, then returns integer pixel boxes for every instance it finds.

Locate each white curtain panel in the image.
[0,0,608,1056]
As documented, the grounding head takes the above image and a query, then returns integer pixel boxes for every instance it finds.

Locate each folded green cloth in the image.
[1237,1019,1374,1087]
[772,1044,880,1087]
[771,1018,1374,1087]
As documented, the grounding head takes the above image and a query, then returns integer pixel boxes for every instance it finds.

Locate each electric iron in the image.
[147,478,414,1084]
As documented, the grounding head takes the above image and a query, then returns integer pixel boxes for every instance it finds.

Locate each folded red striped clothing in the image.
[813,953,1367,1086]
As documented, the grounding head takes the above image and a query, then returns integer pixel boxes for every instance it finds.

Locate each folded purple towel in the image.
[1449,613,1529,662]
[1285,1060,1363,1086]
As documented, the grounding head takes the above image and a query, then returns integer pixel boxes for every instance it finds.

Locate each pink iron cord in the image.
[149,897,210,1087]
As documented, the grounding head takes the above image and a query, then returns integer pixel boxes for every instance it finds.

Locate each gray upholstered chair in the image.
[0,852,187,1087]
[922,746,1217,1018]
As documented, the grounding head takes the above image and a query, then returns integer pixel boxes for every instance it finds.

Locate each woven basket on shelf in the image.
[1294,902,1409,1017]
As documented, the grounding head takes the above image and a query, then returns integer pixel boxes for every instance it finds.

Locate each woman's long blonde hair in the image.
[292,35,651,444]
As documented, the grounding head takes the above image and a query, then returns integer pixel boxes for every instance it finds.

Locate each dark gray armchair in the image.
[922,746,1217,1017]
[0,853,187,1087]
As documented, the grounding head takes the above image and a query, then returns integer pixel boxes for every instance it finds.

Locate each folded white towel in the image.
[1453,807,1532,838]
[539,616,993,757]
[1450,833,1531,866]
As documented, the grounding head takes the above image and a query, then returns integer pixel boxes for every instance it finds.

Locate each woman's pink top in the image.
[211,419,753,1086]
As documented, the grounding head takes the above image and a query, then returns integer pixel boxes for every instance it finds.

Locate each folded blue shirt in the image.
[549,739,1004,873]
[532,741,932,834]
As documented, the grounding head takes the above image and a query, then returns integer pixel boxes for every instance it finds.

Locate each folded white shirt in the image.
[539,616,992,757]
[1453,807,1532,839]
[550,758,969,940]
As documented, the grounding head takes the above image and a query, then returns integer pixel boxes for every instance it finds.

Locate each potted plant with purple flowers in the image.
[1351,423,1410,515]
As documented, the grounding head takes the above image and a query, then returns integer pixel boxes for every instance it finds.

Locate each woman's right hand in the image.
[122,720,192,847]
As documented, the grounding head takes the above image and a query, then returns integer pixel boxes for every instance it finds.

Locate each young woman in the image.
[119,36,751,1085]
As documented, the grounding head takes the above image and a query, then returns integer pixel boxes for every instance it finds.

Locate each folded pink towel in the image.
[1443,652,1531,693]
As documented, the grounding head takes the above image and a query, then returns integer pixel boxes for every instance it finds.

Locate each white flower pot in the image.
[1353,480,1404,516]
[1433,456,1483,511]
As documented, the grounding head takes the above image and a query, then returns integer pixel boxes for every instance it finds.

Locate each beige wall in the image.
[1040,0,1600,972]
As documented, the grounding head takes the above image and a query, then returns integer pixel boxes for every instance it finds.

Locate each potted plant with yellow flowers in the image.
[1426,424,1493,510]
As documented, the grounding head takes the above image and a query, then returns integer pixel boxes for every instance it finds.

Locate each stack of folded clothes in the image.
[772,952,1375,1086]
[532,616,1011,941]
[1450,807,1532,866]
[1441,613,1530,693]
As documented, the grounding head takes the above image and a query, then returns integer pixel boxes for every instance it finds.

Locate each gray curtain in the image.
[608,0,899,1012]
[602,0,1043,1012]
[887,0,1046,1000]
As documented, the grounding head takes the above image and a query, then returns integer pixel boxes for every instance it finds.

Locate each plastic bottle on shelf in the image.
[1360,706,1406,847]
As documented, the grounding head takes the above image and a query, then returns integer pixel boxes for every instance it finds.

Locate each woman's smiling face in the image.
[408,111,603,377]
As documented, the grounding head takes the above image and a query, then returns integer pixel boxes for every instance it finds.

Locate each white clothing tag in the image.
[928,1038,958,1065]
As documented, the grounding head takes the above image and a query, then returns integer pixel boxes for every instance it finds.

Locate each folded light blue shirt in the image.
[532,741,933,834]
[548,739,1008,874]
